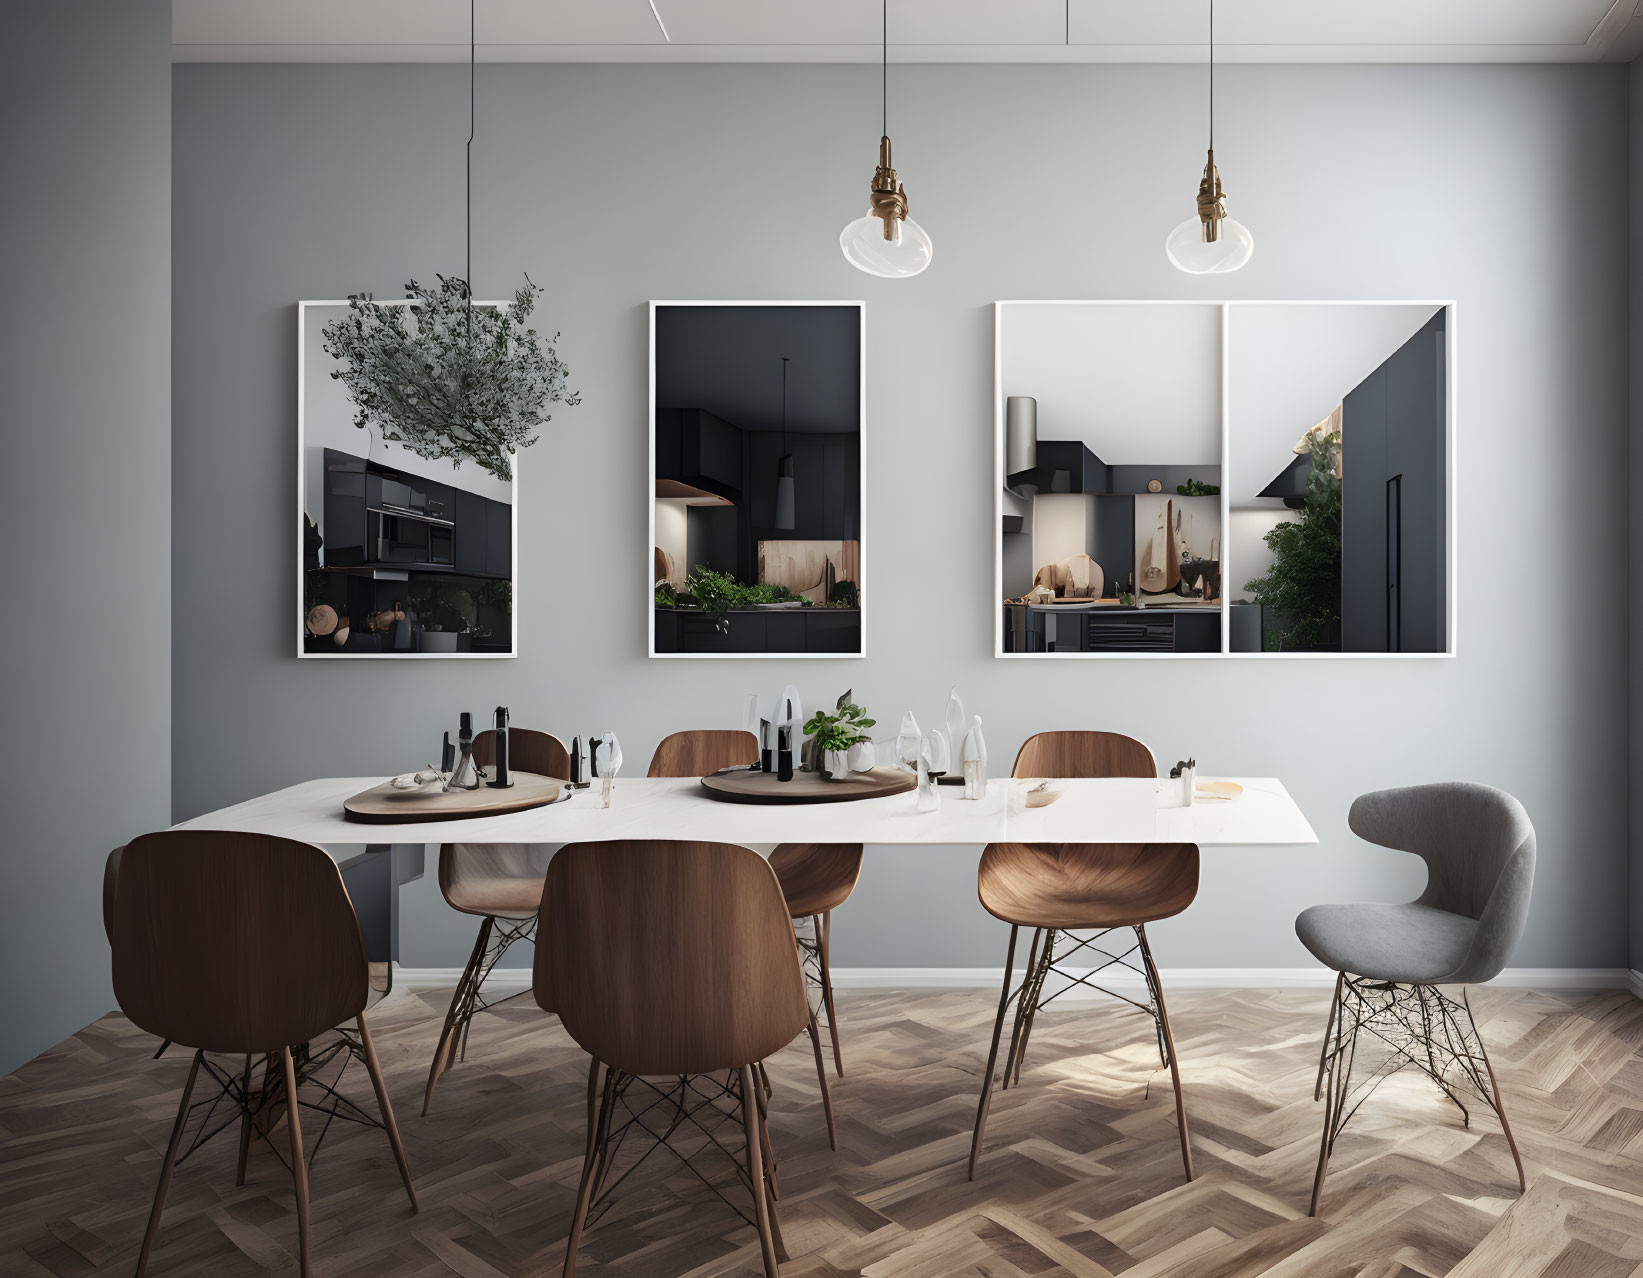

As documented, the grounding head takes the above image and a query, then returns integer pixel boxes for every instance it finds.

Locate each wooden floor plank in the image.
[1,986,1640,1276]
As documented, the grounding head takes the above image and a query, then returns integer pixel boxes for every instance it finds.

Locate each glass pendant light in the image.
[1166,0,1253,275]
[840,0,932,278]
[773,357,795,529]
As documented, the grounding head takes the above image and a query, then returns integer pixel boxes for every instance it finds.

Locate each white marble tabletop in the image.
[173,775,1317,854]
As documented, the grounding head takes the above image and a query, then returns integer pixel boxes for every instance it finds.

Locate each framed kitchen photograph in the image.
[995,300,1455,659]
[649,301,866,658]
[297,300,517,659]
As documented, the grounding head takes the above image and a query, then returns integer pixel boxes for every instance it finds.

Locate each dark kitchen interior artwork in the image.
[300,304,515,656]
[652,303,864,656]
[998,301,1451,657]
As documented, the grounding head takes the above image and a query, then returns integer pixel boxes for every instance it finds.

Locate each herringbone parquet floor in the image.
[3,984,1641,1277]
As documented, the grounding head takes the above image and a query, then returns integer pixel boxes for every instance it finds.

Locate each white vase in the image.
[847,740,876,773]
[824,748,850,780]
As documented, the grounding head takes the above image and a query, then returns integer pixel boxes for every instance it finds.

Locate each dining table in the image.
[173,773,1317,982]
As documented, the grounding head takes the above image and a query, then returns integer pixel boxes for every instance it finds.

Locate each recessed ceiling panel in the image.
[174,0,666,49]
[1068,0,1614,49]
[641,0,1067,46]
[173,0,1635,60]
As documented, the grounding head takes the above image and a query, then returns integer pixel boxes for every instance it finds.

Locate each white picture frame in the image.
[994,299,1457,659]
[648,300,868,659]
[297,299,519,660]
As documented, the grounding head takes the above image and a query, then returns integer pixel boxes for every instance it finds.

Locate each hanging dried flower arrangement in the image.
[321,275,577,483]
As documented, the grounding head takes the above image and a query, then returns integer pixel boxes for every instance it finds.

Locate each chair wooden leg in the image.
[279,1046,312,1278]
[355,1015,419,1212]
[805,1010,838,1151]
[968,925,1020,1181]
[583,1056,600,1162]
[135,1048,203,1278]
[423,916,493,1116]
[1137,926,1193,1182]
[754,1087,789,1262]
[1309,974,1350,1217]
[752,1073,780,1202]
[1314,973,1342,1101]
[817,911,843,1078]
[235,1053,255,1187]
[738,1064,781,1278]
[1003,928,1049,1090]
[563,1065,615,1278]
[1464,988,1527,1193]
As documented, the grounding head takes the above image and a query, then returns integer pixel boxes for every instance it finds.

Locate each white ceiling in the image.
[173,0,1643,64]
[1000,303,1222,467]
[1226,303,1442,504]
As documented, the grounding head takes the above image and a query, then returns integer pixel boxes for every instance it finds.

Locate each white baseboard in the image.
[391,965,1632,994]
[828,966,1631,992]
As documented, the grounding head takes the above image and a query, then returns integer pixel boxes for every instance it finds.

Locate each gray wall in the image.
[172,62,1630,975]
[1632,57,1643,982]
[0,2,172,1074]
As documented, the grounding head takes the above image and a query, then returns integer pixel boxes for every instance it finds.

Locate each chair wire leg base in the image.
[971,924,1191,1182]
[562,1065,787,1278]
[423,913,537,1115]
[1309,974,1525,1216]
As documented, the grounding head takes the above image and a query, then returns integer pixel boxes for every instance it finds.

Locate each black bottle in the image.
[777,726,794,782]
[487,705,512,788]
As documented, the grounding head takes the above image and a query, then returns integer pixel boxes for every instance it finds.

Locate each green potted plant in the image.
[803,690,876,780]
[1244,426,1342,650]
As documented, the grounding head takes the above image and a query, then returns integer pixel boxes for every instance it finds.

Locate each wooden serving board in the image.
[344,771,570,824]
[699,765,916,805]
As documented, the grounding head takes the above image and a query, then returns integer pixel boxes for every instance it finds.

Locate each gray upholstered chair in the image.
[1297,782,1535,1215]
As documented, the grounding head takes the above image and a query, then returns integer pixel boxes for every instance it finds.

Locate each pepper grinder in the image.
[486,705,512,788]
[444,712,481,791]
[776,725,794,782]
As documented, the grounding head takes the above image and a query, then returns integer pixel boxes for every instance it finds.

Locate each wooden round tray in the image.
[344,770,570,824]
[698,765,916,805]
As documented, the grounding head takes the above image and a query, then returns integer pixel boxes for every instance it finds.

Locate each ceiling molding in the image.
[170,43,1643,65]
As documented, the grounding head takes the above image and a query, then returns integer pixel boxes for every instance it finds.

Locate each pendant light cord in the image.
[467,0,475,305]
[881,0,888,138]
[1208,0,1215,151]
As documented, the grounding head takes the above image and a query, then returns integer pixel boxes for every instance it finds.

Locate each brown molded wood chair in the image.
[769,843,863,1104]
[109,830,417,1278]
[536,840,808,1278]
[646,728,759,777]
[969,731,1199,1183]
[423,727,570,1115]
